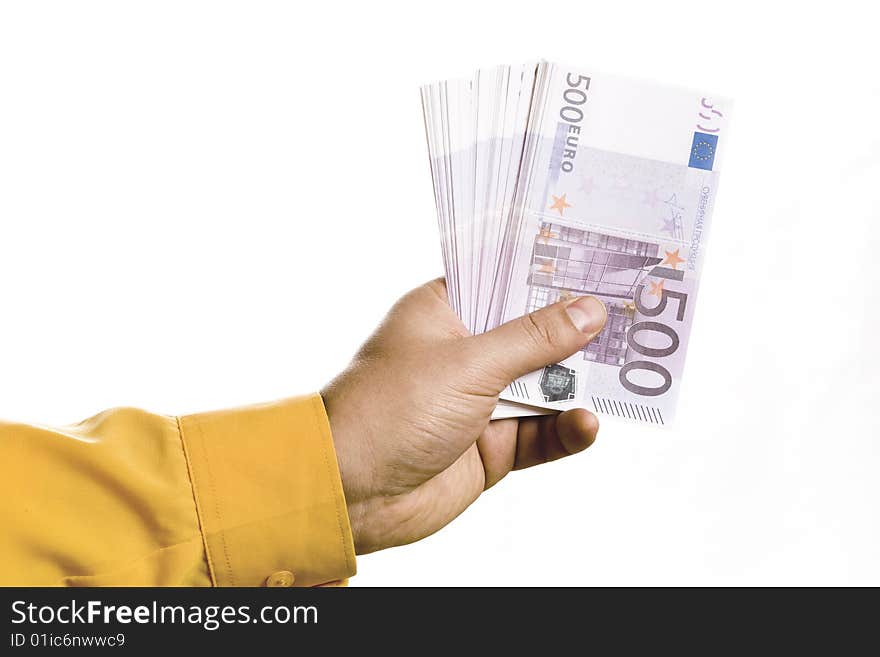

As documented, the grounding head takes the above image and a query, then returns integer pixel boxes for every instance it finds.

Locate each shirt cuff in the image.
[178,394,357,587]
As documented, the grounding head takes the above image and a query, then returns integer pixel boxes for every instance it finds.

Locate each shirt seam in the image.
[176,415,222,587]
[192,417,236,586]
[58,535,206,585]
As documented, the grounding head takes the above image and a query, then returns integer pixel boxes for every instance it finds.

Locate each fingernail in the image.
[565,297,607,334]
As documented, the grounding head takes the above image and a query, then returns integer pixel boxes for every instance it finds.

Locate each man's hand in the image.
[322,278,607,554]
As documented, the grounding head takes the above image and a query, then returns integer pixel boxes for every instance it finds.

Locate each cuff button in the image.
[265,570,295,587]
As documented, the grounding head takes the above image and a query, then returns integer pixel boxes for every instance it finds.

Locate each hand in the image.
[322,278,607,554]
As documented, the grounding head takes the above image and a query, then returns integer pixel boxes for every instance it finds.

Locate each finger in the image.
[475,418,519,489]
[513,408,599,471]
[365,277,468,355]
[388,277,451,321]
[466,296,607,389]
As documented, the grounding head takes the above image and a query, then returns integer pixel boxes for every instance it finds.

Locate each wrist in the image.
[320,388,375,552]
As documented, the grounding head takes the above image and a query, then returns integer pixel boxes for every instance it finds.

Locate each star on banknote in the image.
[662,248,685,269]
[648,279,666,297]
[549,194,571,216]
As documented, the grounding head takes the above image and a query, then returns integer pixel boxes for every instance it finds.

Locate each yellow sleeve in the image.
[0,394,356,587]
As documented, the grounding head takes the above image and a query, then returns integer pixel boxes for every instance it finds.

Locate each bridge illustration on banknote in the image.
[527,221,662,379]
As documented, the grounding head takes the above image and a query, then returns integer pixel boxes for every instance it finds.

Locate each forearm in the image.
[0,395,356,586]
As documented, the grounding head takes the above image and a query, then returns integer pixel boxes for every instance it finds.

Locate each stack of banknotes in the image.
[420,62,731,425]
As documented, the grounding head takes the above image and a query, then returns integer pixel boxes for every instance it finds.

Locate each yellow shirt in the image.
[0,394,356,587]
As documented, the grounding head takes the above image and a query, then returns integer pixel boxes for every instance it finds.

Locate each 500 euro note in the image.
[492,63,732,425]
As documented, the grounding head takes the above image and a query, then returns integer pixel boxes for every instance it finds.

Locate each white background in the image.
[1,1,878,585]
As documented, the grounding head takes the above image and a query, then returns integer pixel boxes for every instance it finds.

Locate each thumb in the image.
[469,296,607,385]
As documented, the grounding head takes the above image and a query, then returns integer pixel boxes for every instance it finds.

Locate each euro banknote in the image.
[421,62,732,424]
